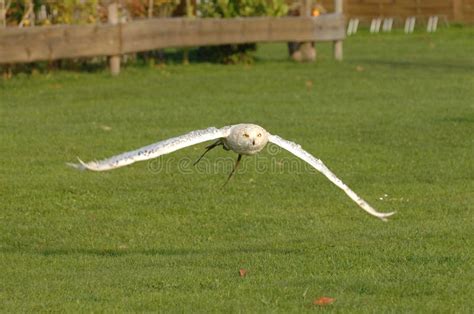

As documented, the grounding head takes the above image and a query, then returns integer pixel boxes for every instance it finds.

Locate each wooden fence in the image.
[320,0,474,24]
[0,1,345,75]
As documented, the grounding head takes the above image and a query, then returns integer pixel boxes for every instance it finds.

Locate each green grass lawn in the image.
[1,27,473,312]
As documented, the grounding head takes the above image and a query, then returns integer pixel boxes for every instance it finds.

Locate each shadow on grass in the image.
[1,246,305,257]
[348,58,474,71]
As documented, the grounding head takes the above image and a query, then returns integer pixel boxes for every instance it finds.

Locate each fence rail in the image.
[0,14,345,64]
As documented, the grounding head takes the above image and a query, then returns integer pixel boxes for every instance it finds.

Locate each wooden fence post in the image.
[0,0,10,79]
[147,0,153,18]
[452,0,463,22]
[108,1,120,75]
[302,0,311,16]
[0,0,5,27]
[333,0,343,61]
[294,0,316,62]
[182,0,193,64]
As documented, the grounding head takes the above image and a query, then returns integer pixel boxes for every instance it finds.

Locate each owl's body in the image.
[69,123,395,221]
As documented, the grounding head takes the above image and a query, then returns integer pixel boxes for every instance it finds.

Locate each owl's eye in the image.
[243,133,249,138]
[257,133,262,137]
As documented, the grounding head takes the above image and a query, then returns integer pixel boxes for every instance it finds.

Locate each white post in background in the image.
[404,16,416,33]
[333,0,343,61]
[108,1,120,75]
[427,16,438,32]
[382,18,393,32]
[347,18,359,35]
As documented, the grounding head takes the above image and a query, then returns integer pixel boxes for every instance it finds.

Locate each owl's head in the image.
[227,124,269,155]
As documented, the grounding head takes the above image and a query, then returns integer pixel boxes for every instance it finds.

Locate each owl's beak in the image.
[252,139,256,146]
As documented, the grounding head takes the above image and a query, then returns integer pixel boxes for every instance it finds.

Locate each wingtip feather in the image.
[377,211,396,222]
[66,162,85,171]
[66,157,88,171]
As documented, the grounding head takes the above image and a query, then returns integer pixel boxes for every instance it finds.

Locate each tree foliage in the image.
[198,0,288,64]
[200,0,288,18]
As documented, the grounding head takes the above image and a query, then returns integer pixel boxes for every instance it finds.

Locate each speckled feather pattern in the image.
[70,126,232,171]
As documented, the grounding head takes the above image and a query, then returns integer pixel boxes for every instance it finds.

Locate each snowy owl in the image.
[68,123,395,221]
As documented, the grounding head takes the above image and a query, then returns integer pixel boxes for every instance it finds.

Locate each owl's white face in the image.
[225,124,269,155]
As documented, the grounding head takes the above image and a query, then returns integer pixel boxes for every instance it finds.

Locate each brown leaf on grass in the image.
[239,269,247,277]
[356,65,365,72]
[313,297,335,306]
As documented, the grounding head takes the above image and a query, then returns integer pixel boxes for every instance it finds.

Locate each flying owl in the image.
[68,124,395,221]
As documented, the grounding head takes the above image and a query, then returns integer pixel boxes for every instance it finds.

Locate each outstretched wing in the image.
[268,134,395,221]
[68,126,232,172]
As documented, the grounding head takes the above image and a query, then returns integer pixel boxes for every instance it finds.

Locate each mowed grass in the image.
[1,27,473,312]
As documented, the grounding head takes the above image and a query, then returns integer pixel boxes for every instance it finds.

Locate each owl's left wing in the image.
[268,134,395,221]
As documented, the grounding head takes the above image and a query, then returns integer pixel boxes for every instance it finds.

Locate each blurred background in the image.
[1,0,473,75]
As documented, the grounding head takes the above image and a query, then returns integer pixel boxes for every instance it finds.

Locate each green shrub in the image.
[198,0,288,64]
[5,0,100,26]
[43,0,100,25]
[200,0,288,18]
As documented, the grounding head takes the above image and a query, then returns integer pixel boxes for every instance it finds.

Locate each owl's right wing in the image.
[68,126,232,172]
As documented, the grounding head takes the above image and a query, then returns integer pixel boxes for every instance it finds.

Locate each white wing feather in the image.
[268,134,395,221]
[68,126,232,171]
